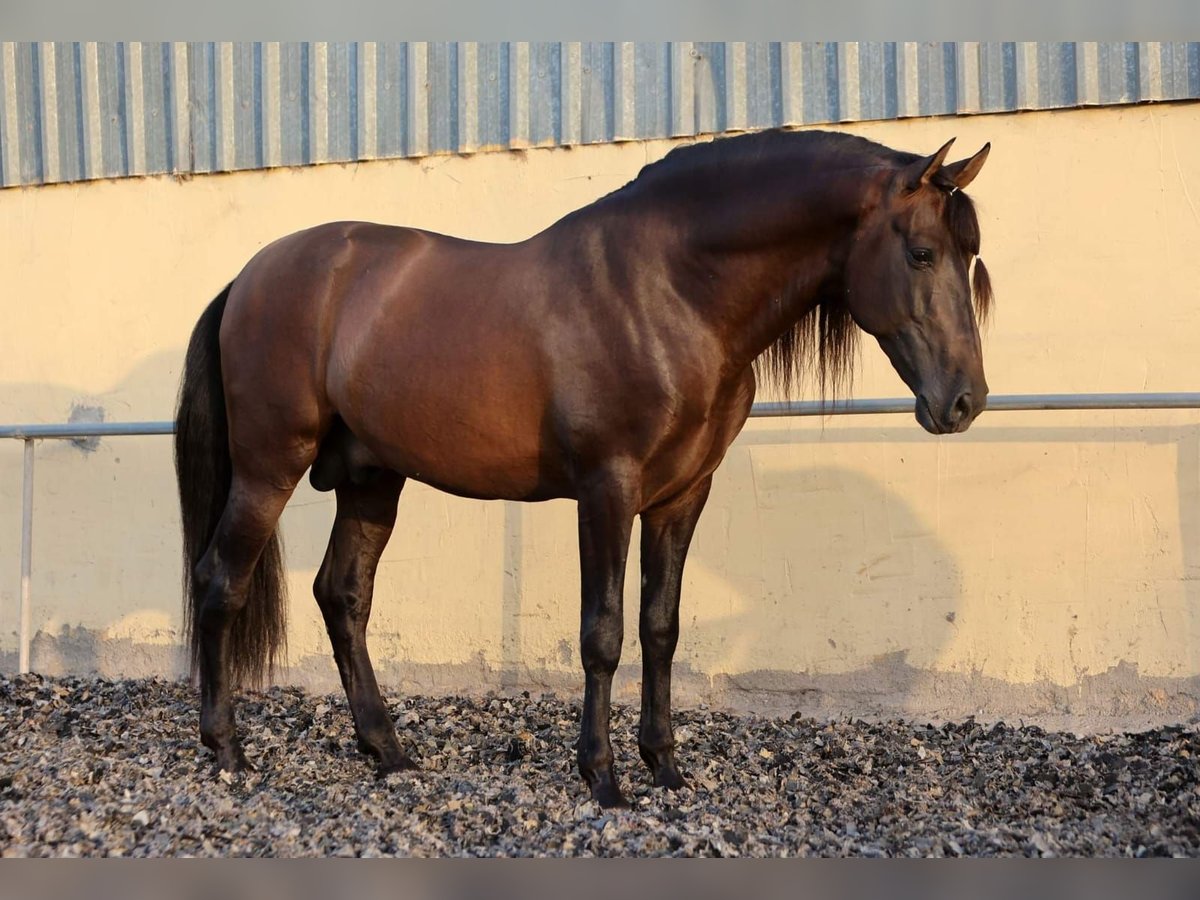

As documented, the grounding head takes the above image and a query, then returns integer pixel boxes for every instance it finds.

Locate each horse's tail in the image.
[174,283,287,687]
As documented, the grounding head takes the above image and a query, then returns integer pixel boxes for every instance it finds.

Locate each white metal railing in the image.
[4,392,1200,674]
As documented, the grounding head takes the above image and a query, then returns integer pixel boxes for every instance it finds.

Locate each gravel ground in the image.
[2,674,1199,857]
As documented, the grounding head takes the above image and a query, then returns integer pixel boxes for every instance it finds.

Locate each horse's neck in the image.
[675,165,875,371]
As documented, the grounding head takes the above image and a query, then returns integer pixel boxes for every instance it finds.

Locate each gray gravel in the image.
[2,673,1199,857]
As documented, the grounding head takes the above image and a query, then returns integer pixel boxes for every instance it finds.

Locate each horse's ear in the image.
[905,138,956,191]
[942,142,991,190]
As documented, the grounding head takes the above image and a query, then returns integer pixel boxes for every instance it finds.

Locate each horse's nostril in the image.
[951,392,973,424]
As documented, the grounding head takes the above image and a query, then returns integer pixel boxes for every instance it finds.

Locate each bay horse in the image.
[175,129,993,809]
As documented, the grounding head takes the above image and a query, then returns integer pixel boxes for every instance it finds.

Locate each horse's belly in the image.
[342,406,567,502]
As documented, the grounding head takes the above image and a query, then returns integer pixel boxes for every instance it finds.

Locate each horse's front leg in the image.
[637,475,712,790]
[575,466,638,809]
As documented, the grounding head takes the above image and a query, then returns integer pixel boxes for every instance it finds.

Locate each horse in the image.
[174,128,993,809]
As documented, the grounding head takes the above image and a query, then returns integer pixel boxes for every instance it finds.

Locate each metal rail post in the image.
[19,438,34,674]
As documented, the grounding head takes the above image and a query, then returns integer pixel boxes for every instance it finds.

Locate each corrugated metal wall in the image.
[2,42,1198,189]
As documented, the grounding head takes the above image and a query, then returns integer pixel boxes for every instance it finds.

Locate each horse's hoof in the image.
[653,765,687,791]
[588,778,630,810]
[376,755,420,778]
[213,746,252,776]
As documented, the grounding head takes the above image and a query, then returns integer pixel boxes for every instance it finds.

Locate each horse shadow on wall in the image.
[493,417,1200,721]
[493,435,970,718]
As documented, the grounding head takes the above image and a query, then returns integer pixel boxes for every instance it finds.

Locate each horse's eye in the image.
[909,247,934,267]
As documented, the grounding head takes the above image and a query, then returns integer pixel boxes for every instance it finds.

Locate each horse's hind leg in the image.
[313,470,416,775]
[195,474,299,772]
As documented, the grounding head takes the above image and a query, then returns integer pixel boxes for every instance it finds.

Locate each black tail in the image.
[174,284,287,687]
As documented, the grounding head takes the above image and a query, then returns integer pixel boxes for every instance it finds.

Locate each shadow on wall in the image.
[682,421,1200,722]
[674,453,965,715]
[380,454,966,714]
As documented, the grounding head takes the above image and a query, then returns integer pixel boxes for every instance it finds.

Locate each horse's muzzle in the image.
[916,386,987,435]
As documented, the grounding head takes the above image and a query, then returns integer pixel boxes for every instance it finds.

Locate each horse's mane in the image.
[613,129,994,402]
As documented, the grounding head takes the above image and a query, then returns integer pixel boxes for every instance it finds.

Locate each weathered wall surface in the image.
[2,102,1200,726]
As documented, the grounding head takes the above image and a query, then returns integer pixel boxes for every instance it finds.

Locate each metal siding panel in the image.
[426,42,456,154]
[261,42,281,168]
[1164,42,1189,98]
[579,42,612,145]
[560,42,582,145]
[358,42,377,159]
[613,42,636,140]
[528,42,561,146]
[836,42,859,122]
[930,42,958,116]
[1002,42,1018,109]
[140,43,168,174]
[0,46,12,185]
[325,42,353,161]
[22,43,43,183]
[80,43,103,179]
[1137,42,1161,101]
[64,44,85,181]
[406,42,429,157]
[508,42,529,147]
[213,43,234,171]
[375,43,405,160]
[801,43,829,124]
[743,42,780,129]
[1108,42,1137,103]
[882,42,899,120]
[96,43,126,177]
[725,42,747,131]
[779,42,804,124]
[1096,42,1123,103]
[186,42,215,173]
[1043,42,1077,108]
[856,41,887,122]
[122,42,146,176]
[1,43,34,186]
[692,42,725,135]
[633,42,669,140]
[345,42,358,161]
[279,42,306,167]
[1124,43,1142,102]
[228,42,258,171]
[476,42,507,149]
[167,43,189,173]
[308,42,329,163]
[894,42,917,119]
[669,41,695,136]
[1014,41,1038,109]
[821,43,841,122]
[977,43,1005,113]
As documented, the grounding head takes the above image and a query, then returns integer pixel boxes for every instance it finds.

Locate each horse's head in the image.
[845,138,992,434]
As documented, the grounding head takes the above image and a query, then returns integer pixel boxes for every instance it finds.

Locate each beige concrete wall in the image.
[3,102,1200,724]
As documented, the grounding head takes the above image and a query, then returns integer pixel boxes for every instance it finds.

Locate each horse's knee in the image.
[581,608,623,675]
[639,612,679,661]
